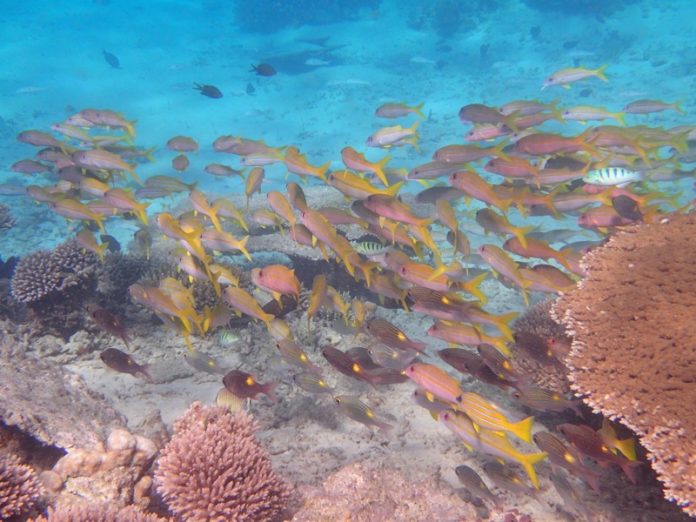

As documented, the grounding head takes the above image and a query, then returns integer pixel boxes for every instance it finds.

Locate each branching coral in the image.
[0,453,42,520]
[10,240,97,304]
[154,402,290,522]
[553,213,696,516]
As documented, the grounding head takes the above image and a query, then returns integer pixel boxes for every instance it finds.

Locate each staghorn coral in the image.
[154,402,290,522]
[552,213,696,516]
[31,502,169,521]
[0,203,16,231]
[0,453,42,520]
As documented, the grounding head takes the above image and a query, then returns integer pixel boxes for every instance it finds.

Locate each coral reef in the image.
[511,299,572,394]
[0,453,42,520]
[553,213,696,517]
[31,502,169,522]
[154,402,290,522]
[10,240,99,338]
[47,428,158,511]
[96,252,149,306]
[0,203,16,231]
[0,330,126,450]
[293,461,473,521]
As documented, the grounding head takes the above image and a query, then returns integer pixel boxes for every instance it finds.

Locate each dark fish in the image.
[193,83,223,98]
[557,423,641,483]
[513,330,559,366]
[100,348,151,381]
[100,234,121,253]
[482,461,534,496]
[533,431,600,492]
[102,50,121,69]
[250,63,276,76]
[321,345,402,387]
[246,82,255,95]
[437,348,514,389]
[455,465,500,507]
[87,304,129,347]
[612,195,643,221]
[223,369,277,401]
[477,344,525,385]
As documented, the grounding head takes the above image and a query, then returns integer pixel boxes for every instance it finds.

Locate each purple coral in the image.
[154,402,290,522]
[0,453,42,520]
[10,240,98,304]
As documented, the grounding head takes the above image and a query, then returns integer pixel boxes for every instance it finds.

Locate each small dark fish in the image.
[482,461,534,496]
[223,369,277,401]
[455,465,500,507]
[100,234,121,253]
[533,431,600,492]
[246,82,255,95]
[437,348,514,389]
[87,304,129,347]
[477,344,525,385]
[612,195,643,221]
[100,348,151,381]
[250,63,276,76]
[193,83,223,98]
[102,50,121,69]
[513,330,559,366]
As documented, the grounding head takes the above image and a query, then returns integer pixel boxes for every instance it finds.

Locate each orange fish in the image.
[340,147,391,187]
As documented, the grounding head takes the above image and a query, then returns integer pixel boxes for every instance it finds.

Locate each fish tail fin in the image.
[493,337,512,357]
[615,437,638,462]
[144,145,157,162]
[375,155,392,186]
[209,200,224,231]
[126,120,137,138]
[96,242,108,263]
[595,64,609,81]
[620,459,642,484]
[673,101,685,114]
[93,215,106,234]
[377,420,394,436]
[491,139,511,160]
[237,235,252,262]
[264,381,279,402]
[139,364,154,383]
[548,99,565,121]
[385,180,404,196]
[520,451,547,489]
[318,161,331,181]
[513,225,535,249]
[510,415,534,443]
[413,102,426,119]
[615,112,627,126]
[495,311,519,341]
[460,272,488,303]
[409,120,421,132]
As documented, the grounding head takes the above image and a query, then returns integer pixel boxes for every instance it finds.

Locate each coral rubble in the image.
[553,213,696,516]
[154,402,290,522]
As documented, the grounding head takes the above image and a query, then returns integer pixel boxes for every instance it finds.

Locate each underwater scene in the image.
[1,0,695,520]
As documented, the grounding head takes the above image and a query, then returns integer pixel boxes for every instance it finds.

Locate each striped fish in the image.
[582,167,642,186]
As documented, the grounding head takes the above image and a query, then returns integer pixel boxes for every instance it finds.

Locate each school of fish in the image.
[10,65,694,510]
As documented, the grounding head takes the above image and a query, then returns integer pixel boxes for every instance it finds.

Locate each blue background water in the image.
[1,0,694,256]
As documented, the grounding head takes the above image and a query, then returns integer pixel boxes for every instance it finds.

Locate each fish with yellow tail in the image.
[71,149,140,184]
[405,363,464,405]
[189,189,223,231]
[477,244,532,305]
[103,188,149,225]
[333,395,393,435]
[326,170,402,200]
[456,391,534,443]
[439,410,547,489]
[306,274,327,332]
[222,286,274,330]
[51,198,106,233]
[427,320,510,357]
[366,120,420,150]
[75,229,108,262]
[340,147,392,187]
[200,229,251,261]
[283,146,330,181]
[542,65,608,90]
[375,101,425,119]
[69,108,137,137]
[476,208,534,249]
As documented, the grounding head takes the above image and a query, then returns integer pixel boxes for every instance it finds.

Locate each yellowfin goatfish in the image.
[439,410,546,489]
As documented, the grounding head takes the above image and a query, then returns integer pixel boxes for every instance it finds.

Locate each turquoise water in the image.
[1,1,695,520]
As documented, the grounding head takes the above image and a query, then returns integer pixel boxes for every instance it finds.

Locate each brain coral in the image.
[553,213,696,516]
[10,240,98,304]
[154,402,290,522]
[0,453,42,520]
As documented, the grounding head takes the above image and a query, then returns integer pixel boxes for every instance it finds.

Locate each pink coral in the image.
[0,453,42,520]
[31,502,169,521]
[154,402,290,522]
